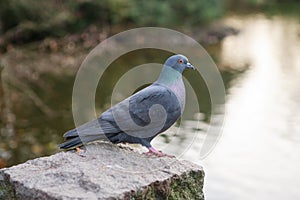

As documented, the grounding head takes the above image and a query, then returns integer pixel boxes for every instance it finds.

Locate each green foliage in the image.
[129,0,224,26]
[0,0,41,31]
[67,0,224,28]
[0,0,74,42]
[0,0,224,35]
[0,0,72,32]
[225,0,300,15]
[3,0,297,44]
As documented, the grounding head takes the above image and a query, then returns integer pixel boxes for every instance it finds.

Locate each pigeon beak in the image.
[186,62,195,70]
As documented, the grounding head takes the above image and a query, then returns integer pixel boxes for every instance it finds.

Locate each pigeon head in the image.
[164,54,195,73]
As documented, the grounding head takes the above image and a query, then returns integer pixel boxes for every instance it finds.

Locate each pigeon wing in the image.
[105,84,182,138]
[63,84,182,143]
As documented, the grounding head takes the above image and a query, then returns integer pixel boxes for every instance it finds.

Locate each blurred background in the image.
[0,0,299,199]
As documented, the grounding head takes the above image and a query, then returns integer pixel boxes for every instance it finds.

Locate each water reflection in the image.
[202,15,300,200]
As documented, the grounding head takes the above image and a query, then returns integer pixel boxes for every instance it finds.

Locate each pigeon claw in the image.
[144,147,175,158]
[75,147,86,157]
[75,147,81,153]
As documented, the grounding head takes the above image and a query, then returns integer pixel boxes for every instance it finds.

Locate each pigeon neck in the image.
[156,66,182,85]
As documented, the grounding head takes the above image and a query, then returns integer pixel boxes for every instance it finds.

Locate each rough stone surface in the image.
[0,142,204,200]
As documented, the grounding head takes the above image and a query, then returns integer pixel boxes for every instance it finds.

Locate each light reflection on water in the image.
[152,14,300,200]
[202,15,300,200]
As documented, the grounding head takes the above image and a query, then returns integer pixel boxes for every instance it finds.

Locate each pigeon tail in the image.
[58,137,82,149]
[63,129,78,140]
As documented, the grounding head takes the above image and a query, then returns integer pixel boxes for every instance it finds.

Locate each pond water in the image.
[150,14,300,200]
[201,15,300,200]
[1,14,300,199]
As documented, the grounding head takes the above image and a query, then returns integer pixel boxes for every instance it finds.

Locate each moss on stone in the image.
[0,173,16,199]
[169,170,205,200]
[128,169,204,200]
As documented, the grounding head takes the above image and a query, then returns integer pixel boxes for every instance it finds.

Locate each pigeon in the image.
[58,54,195,156]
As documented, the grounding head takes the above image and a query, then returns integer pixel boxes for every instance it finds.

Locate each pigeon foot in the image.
[144,147,175,158]
[75,147,86,157]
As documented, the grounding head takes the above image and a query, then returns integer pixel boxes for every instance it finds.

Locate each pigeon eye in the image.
[178,59,183,64]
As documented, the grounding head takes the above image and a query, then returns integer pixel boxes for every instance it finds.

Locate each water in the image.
[201,15,300,200]
[150,14,300,200]
[1,14,300,199]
